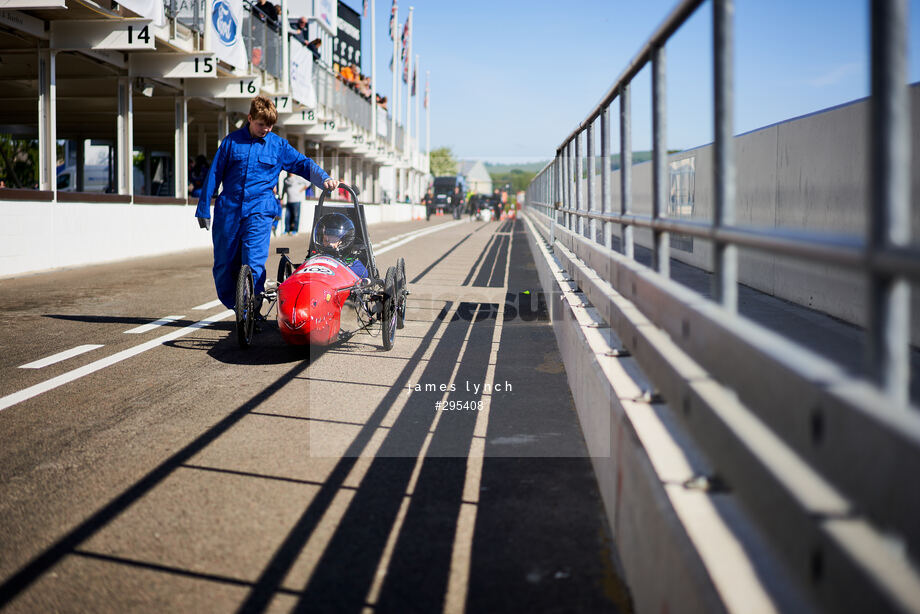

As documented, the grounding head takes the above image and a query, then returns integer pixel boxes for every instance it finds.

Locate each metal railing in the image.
[528,0,917,406]
[525,1,920,612]
[242,2,283,79]
[164,0,204,32]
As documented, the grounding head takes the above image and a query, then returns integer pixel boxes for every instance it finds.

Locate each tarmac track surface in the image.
[0,216,629,613]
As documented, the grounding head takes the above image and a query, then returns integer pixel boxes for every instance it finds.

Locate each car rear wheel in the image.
[396,257,407,329]
[382,266,398,350]
[235,264,255,349]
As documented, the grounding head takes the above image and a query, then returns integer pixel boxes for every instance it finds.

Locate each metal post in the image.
[713,0,737,311]
[37,48,56,193]
[117,77,133,196]
[620,83,633,259]
[601,105,612,249]
[587,120,596,242]
[561,143,567,230]
[868,0,910,406]
[652,44,669,277]
[174,96,188,198]
[552,153,561,247]
[575,132,583,237]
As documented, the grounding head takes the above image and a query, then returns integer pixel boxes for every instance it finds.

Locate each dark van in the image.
[430,175,468,219]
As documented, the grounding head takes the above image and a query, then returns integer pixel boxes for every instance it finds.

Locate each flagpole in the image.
[414,54,419,162]
[426,70,430,168]
[371,0,376,149]
[405,6,413,168]
[390,2,398,150]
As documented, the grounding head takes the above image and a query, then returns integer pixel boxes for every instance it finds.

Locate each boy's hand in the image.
[197,217,211,230]
[323,178,340,191]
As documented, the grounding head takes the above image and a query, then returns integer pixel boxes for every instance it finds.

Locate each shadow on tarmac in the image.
[0,220,628,614]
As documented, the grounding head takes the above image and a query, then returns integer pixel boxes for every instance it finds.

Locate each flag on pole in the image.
[424,75,429,108]
[402,57,408,83]
[389,0,397,39]
[363,0,368,17]
[389,55,393,72]
[400,15,410,62]
[411,66,417,96]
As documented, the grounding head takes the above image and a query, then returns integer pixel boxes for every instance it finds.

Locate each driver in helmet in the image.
[313,212,369,278]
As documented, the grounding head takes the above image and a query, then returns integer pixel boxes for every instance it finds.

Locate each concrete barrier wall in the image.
[520,209,818,614]
[596,85,920,342]
[0,200,424,278]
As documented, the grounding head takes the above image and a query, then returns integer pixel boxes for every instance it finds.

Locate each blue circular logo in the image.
[212,0,237,46]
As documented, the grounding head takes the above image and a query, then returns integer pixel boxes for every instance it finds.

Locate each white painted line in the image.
[124,315,185,334]
[19,345,104,369]
[1,310,234,413]
[192,299,223,310]
[375,220,466,256]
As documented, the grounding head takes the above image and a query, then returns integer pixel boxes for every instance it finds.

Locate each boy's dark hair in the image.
[249,96,278,126]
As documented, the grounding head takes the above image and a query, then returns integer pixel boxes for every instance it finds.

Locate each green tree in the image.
[0,135,39,189]
[429,146,457,176]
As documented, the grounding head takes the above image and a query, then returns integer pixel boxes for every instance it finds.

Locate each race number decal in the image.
[304,265,335,276]
[309,257,341,268]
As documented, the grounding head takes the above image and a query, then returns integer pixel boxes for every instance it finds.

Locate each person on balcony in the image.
[290,15,308,42]
[253,0,277,24]
[306,37,322,61]
[195,96,339,310]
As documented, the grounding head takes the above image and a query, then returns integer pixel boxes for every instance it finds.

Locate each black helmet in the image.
[313,213,355,256]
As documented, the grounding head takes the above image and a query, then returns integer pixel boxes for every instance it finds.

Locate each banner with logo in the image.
[119,0,166,26]
[313,0,337,35]
[207,0,247,69]
[290,40,316,108]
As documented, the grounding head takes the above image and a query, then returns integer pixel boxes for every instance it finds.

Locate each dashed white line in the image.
[192,299,223,310]
[18,345,105,370]
[1,310,234,413]
[124,315,185,334]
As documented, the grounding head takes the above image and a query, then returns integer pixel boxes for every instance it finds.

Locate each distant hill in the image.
[484,151,653,179]
[484,161,551,175]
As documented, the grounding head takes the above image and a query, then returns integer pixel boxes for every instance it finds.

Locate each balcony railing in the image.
[164,0,204,32]
[243,2,283,79]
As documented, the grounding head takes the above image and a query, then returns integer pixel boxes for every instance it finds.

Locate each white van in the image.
[55,166,146,194]
[56,165,110,192]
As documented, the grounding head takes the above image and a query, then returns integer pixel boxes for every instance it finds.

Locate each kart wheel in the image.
[396,257,407,329]
[235,264,255,349]
[382,266,398,351]
[276,256,294,284]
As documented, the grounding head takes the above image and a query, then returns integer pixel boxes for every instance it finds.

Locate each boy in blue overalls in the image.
[196,96,339,308]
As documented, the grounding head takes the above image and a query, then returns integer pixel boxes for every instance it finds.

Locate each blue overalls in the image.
[196,125,329,308]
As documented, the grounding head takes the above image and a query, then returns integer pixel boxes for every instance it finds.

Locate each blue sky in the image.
[358,0,920,163]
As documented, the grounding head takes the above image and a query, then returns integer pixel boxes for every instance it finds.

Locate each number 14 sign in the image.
[51,19,155,50]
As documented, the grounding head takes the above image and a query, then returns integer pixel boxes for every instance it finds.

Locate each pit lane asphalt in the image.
[0,216,631,613]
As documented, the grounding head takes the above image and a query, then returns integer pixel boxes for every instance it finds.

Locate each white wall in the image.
[0,200,426,278]
[590,85,920,342]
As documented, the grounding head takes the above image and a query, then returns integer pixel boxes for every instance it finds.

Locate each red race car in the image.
[233,184,408,351]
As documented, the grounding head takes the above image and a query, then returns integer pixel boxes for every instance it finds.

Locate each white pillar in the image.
[37,49,56,193]
[217,111,229,145]
[174,95,188,199]
[117,76,133,195]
